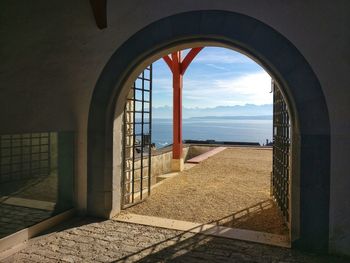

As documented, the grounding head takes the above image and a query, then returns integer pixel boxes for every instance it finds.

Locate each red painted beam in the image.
[181,47,204,74]
[171,51,182,159]
[172,69,183,159]
[162,48,203,161]
[162,55,173,73]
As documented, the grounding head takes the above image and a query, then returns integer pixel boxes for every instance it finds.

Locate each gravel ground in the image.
[127,147,288,235]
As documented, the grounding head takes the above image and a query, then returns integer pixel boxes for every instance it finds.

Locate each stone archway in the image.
[87,10,330,252]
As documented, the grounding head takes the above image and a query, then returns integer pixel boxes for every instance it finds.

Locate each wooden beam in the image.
[181,47,203,74]
[162,55,173,73]
[90,0,107,29]
[161,48,204,165]
[171,51,181,68]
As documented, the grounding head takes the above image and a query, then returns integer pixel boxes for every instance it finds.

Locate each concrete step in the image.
[186,147,227,164]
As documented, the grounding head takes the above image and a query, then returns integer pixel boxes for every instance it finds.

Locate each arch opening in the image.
[88,10,330,252]
[119,45,293,245]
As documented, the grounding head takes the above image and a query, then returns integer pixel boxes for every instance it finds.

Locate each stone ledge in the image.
[114,213,290,248]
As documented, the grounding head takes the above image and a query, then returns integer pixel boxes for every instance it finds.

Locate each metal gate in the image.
[122,65,153,209]
[272,80,291,223]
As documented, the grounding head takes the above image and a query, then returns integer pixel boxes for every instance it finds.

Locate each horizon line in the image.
[152,103,273,110]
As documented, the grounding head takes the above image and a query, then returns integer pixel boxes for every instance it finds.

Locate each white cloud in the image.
[152,47,272,108]
[205,63,228,71]
[182,71,272,108]
[193,48,254,64]
[153,71,272,108]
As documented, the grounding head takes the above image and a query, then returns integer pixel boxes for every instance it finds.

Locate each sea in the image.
[151,117,273,148]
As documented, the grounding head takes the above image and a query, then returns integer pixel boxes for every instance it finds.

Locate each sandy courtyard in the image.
[127,147,288,235]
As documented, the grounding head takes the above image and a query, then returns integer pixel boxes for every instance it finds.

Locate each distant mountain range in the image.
[188,115,272,120]
[152,104,273,119]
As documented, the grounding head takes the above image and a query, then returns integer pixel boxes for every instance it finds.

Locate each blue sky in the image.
[152,47,272,109]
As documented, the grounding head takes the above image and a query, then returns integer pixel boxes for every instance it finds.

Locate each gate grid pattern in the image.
[122,65,153,209]
[272,81,291,222]
[0,133,51,184]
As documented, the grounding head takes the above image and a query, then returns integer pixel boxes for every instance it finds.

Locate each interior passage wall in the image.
[0,0,349,256]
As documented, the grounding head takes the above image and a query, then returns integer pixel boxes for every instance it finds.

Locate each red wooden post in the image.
[163,47,203,170]
[172,52,183,160]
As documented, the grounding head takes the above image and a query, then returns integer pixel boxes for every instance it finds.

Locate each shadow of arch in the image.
[87,10,330,252]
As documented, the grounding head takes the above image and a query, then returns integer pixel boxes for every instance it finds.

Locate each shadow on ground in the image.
[112,221,346,263]
[210,199,289,235]
[6,216,349,263]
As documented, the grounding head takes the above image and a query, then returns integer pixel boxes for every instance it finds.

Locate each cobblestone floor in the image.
[5,217,348,263]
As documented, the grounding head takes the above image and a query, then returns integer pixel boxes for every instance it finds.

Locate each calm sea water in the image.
[152,118,273,148]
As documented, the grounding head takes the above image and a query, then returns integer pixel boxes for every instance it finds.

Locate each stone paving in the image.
[4,217,348,263]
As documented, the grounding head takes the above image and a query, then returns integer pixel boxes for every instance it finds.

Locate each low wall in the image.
[132,144,269,185]
[186,144,272,160]
[132,146,190,185]
[186,145,216,160]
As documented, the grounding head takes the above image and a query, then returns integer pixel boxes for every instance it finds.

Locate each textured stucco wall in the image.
[0,0,349,256]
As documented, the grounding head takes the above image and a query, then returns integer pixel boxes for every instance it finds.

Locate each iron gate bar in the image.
[122,98,127,204]
[133,87,150,92]
[125,111,150,114]
[140,69,144,200]
[122,65,153,209]
[124,176,150,183]
[148,64,153,197]
[272,80,291,223]
[132,82,136,203]
[137,77,151,81]
[127,99,150,103]
[125,122,151,124]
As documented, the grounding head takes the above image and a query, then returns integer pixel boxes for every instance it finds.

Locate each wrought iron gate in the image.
[122,65,153,209]
[272,80,291,223]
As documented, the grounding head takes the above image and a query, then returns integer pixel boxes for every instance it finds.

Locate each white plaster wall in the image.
[0,0,349,256]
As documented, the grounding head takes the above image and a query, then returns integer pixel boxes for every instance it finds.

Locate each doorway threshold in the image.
[114,213,290,248]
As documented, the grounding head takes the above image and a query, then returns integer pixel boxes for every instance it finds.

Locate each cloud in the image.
[182,71,272,108]
[152,78,171,90]
[205,63,228,71]
[151,47,272,108]
[153,71,272,108]
[192,47,254,65]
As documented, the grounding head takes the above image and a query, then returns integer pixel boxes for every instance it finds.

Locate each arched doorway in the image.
[87,10,330,252]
